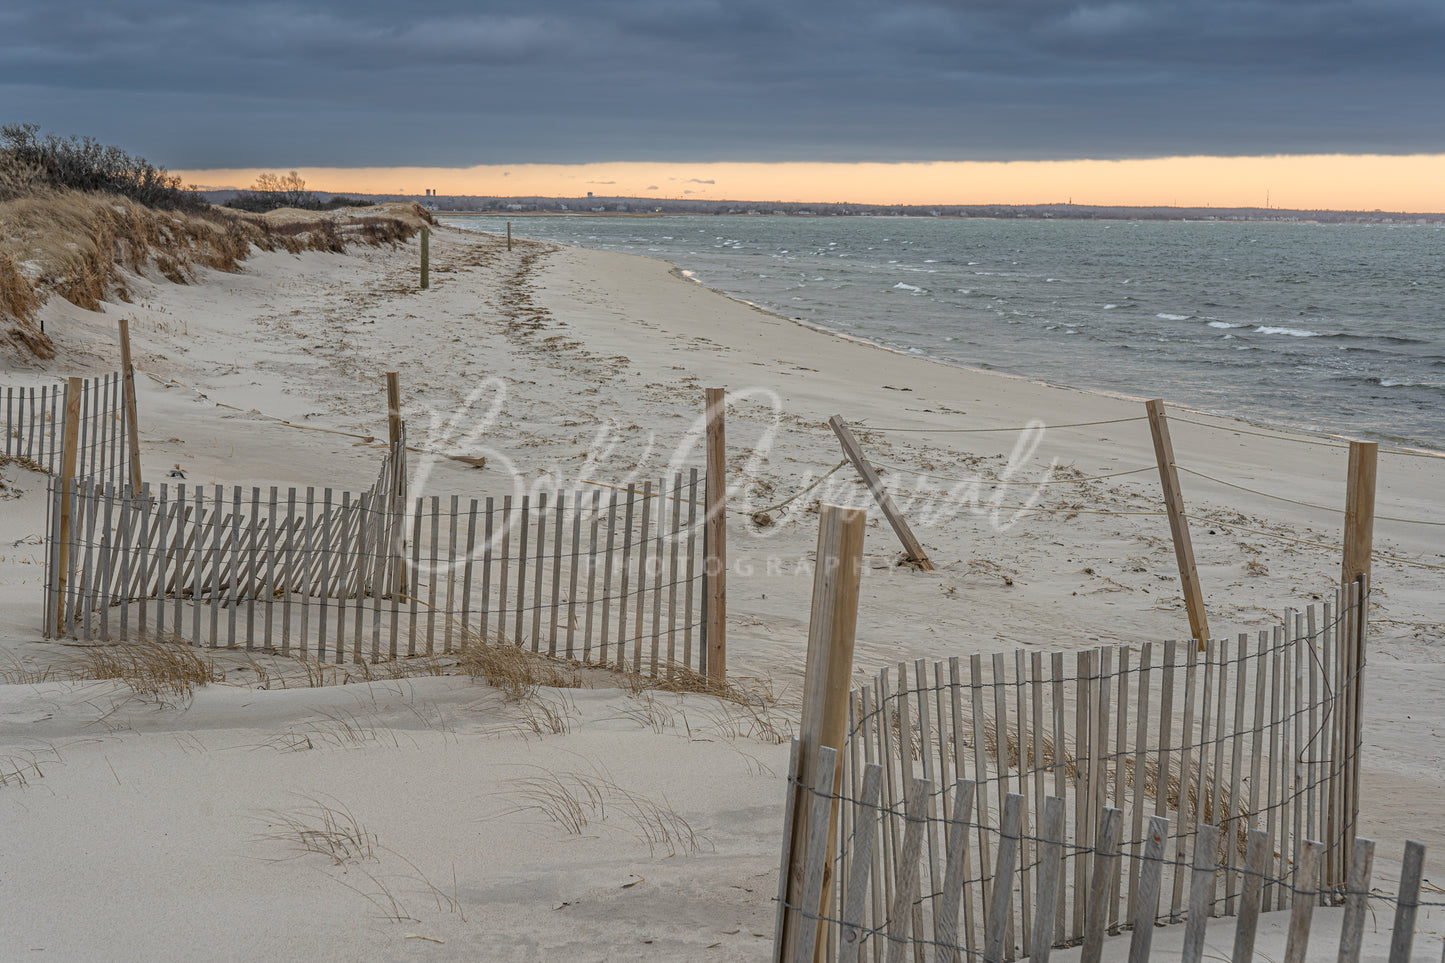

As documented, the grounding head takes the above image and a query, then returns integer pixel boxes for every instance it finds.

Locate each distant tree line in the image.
[224,171,373,213]
[370,193,1440,224]
[0,123,205,210]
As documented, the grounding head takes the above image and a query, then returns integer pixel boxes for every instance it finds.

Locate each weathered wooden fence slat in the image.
[768,574,1370,963]
[4,373,135,488]
[42,461,708,678]
[776,729,1412,963]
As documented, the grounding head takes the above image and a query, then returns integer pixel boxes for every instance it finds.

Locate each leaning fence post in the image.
[420,227,430,289]
[118,319,143,492]
[829,415,934,570]
[53,376,82,634]
[780,503,866,961]
[1145,399,1209,648]
[704,387,728,682]
[1341,441,1377,591]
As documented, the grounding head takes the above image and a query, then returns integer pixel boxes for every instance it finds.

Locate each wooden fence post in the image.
[507,220,512,251]
[118,319,143,492]
[828,415,934,570]
[385,371,403,450]
[420,227,430,290]
[704,387,728,682]
[780,503,866,961]
[1341,441,1376,591]
[1145,400,1209,648]
[385,371,406,596]
[53,376,82,634]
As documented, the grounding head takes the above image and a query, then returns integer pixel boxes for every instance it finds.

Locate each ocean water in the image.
[444,214,1445,450]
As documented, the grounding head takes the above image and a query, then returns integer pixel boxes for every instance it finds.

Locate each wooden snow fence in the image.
[775,579,1369,962]
[778,740,1421,963]
[43,454,710,677]
[3,373,132,487]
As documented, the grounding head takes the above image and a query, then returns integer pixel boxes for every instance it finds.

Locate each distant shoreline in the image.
[440,208,1444,224]
[198,190,1445,225]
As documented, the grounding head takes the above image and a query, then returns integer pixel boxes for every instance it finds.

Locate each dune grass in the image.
[71,634,223,703]
[0,180,431,359]
[501,764,709,857]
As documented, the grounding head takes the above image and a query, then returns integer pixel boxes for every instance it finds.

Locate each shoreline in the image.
[436,206,1445,224]
[527,230,1438,462]
[447,216,1445,454]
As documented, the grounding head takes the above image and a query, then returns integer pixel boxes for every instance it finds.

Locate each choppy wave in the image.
[1253,325,1325,337]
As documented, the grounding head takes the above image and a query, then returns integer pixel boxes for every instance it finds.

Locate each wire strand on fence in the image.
[853,416,1149,434]
[1176,465,1445,527]
[734,459,849,516]
[1194,515,1445,570]
[784,594,1374,962]
[871,460,1159,486]
[1169,414,1445,460]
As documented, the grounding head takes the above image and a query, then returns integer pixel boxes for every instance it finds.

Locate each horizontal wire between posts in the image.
[1170,415,1445,460]
[858,449,1438,532]
[732,460,849,516]
[1192,514,1445,571]
[892,488,1168,518]
[851,416,1150,434]
[869,461,1161,486]
[1175,464,1445,527]
[765,477,1444,573]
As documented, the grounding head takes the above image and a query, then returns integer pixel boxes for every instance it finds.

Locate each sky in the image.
[3,0,1444,209]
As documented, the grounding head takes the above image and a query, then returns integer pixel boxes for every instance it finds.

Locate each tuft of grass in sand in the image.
[500,764,709,857]
[509,691,578,737]
[71,634,223,703]
[454,627,585,699]
[253,794,467,923]
[0,652,61,684]
[0,746,63,788]
[255,795,378,865]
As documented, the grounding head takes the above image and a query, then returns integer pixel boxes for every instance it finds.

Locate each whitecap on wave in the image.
[1254,325,1323,337]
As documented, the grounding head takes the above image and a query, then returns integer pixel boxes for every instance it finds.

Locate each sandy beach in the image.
[2,222,1442,960]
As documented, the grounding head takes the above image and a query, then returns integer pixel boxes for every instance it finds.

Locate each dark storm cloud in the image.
[2,0,1442,167]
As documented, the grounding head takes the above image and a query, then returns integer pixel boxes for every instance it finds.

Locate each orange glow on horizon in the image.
[175,155,1445,213]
